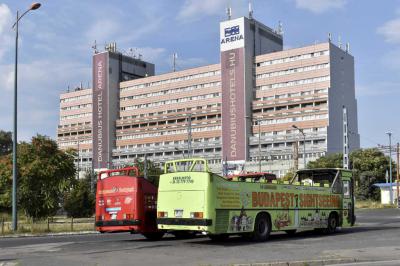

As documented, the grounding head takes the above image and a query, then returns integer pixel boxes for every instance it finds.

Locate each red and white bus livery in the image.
[95,167,164,240]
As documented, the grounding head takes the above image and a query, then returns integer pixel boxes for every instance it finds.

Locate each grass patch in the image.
[0,215,95,235]
[355,200,395,209]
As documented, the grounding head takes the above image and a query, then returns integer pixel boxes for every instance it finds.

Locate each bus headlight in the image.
[190,212,203,219]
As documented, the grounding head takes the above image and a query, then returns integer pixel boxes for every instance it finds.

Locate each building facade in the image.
[57,16,360,177]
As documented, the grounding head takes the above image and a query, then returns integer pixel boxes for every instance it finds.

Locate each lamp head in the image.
[30,2,41,10]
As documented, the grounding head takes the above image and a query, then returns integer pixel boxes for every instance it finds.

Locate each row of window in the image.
[116,137,221,150]
[256,63,329,79]
[58,130,92,138]
[121,93,221,111]
[255,88,328,102]
[256,50,329,67]
[250,127,327,138]
[61,103,92,111]
[58,139,92,147]
[117,114,221,130]
[120,81,221,101]
[259,114,328,125]
[256,76,330,91]
[117,125,221,140]
[58,121,91,128]
[120,70,221,92]
[120,104,221,120]
[60,94,92,103]
[60,112,91,121]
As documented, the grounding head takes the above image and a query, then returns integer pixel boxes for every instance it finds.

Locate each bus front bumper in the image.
[95,219,141,227]
[157,218,212,226]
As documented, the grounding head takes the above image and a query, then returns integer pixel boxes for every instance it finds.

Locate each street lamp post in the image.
[387,132,393,204]
[11,2,41,232]
[292,125,306,169]
[245,116,262,172]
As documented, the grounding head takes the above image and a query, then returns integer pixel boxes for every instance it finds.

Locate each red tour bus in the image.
[95,166,164,240]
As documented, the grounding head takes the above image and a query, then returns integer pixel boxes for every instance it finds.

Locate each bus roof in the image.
[98,166,140,180]
[296,168,352,173]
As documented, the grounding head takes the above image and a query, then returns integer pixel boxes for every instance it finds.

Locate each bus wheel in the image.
[326,213,338,234]
[284,229,296,235]
[142,232,165,240]
[209,234,229,241]
[251,213,271,242]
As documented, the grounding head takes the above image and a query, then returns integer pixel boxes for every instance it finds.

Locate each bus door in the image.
[341,171,355,226]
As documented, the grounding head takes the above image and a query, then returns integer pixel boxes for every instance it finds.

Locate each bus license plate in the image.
[174,209,183,218]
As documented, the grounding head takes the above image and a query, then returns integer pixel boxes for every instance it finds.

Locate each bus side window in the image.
[332,176,342,194]
[343,180,350,198]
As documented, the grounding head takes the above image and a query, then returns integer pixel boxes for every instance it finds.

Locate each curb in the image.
[0,230,98,239]
[233,258,358,266]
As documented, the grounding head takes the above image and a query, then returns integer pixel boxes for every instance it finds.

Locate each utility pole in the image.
[187,114,192,157]
[245,116,263,172]
[76,140,80,179]
[343,106,349,169]
[292,125,306,169]
[11,2,41,232]
[258,120,261,172]
[397,143,399,208]
[293,141,299,171]
[387,132,393,204]
[144,154,148,180]
[172,53,178,72]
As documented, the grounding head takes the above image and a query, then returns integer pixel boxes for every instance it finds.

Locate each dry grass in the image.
[355,200,395,209]
[0,215,95,235]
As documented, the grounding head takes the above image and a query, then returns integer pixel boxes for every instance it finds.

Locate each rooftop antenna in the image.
[172,53,178,72]
[277,21,284,35]
[346,42,350,53]
[328,33,332,42]
[91,40,98,54]
[248,0,253,19]
[338,35,342,48]
[226,4,232,20]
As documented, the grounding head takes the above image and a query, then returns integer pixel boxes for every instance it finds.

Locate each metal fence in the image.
[0,217,95,235]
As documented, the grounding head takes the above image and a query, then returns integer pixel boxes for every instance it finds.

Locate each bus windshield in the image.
[291,169,339,186]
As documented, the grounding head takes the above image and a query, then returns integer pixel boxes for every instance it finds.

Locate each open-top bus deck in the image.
[157,158,355,241]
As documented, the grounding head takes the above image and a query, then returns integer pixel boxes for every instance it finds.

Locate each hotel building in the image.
[57,15,359,177]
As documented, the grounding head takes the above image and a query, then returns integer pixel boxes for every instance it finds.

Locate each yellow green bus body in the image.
[157,158,355,236]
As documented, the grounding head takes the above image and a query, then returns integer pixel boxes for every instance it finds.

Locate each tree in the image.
[307,148,393,200]
[0,135,76,219]
[123,158,163,186]
[307,153,343,169]
[0,130,12,156]
[63,175,95,218]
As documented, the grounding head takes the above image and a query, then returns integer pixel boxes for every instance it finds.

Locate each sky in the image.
[0,0,399,149]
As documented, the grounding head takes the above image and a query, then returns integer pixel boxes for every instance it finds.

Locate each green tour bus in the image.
[157,158,355,241]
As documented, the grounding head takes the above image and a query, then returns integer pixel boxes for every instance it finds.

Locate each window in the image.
[343,180,350,198]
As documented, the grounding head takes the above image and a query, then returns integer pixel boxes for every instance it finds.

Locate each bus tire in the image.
[326,213,338,234]
[209,234,229,241]
[142,232,165,240]
[284,229,296,235]
[251,213,271,242]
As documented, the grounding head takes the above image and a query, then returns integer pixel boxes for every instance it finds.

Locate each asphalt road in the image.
[0,208,399,266]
